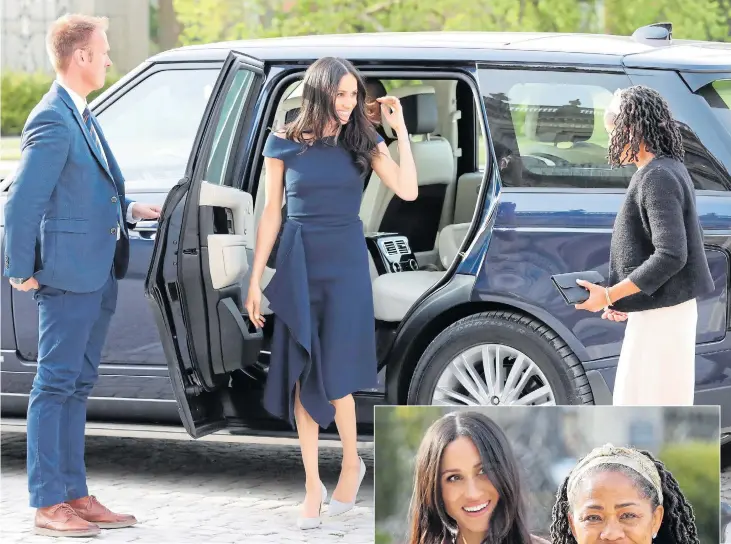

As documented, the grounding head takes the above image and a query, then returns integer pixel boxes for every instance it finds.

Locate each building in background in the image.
[2,0,150,75]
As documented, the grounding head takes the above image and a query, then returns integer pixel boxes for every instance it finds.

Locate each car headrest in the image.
[383,85,438,138]
[279,85,439,136]
[275,96,303,128]
[534,100,594,144]
[285,107,300,124]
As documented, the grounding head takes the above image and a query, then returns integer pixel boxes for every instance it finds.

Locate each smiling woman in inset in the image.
[551,444,700,544]
[406,411,549,544]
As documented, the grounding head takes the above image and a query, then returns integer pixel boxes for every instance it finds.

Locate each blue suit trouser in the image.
[26,271,117,507]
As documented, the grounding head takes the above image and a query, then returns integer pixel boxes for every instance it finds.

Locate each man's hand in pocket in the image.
[10,277,39,292]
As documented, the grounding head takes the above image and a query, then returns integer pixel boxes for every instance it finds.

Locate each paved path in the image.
[0,432,374,544]
[1,425,728,543]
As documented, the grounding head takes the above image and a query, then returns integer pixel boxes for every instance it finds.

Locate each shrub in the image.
[660,441,720,544]
[1,71,122,136]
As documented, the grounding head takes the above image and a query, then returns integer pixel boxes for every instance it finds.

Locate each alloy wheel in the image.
[431,344,556,406]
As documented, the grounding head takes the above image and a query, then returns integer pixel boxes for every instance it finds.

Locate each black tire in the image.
[407,310,593,405]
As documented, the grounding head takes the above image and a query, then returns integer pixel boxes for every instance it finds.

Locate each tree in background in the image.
[157,0,730,48]
[660,441,721,544]
[374,405,444,538]
[150,0,182,52]
[601,0,729,42]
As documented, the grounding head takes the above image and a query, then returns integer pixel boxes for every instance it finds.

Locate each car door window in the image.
[479,68,731,191]
[98,68,219,189]
[203,68,257,187]
[699,79,731,138]
[478,68,635,189]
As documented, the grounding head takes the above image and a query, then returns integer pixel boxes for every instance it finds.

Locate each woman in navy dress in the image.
[245,57,417,529]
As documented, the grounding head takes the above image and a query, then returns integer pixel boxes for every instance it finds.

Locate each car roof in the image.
[149,31,731,72]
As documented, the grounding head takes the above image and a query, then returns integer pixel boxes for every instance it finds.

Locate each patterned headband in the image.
[567,444,663,505]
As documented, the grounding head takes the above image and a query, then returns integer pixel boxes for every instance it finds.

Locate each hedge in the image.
[1,71,122,136]
[660,441,720,544]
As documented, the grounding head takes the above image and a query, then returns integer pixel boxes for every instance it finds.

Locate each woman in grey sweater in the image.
[575,85,714,406]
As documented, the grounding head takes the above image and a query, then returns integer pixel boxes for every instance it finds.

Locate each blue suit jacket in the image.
[3,82,133,293]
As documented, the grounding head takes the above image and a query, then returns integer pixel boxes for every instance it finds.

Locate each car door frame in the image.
[3,60,226,366]
[145,50,266,438]
[227,62,495,418]
[0,60,231,424]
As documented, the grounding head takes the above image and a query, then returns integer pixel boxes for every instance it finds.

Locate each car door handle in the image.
[135,220,158,232]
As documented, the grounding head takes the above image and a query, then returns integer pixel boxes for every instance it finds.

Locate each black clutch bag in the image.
[550,271,605,305]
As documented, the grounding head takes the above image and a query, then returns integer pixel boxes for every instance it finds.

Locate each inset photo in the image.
[374,406,720,544]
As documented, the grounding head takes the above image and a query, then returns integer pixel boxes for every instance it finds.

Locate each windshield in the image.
[699,79,731,136]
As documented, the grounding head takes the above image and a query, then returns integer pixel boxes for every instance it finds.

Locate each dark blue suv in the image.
[2,24,730,445]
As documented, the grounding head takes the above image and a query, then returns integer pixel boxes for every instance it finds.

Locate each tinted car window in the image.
[478,68,636,189]
[677,121,731,191]
[478,68,731,191]
[699,79,731,137]
[204,68,257,186]
[97,68,219,188]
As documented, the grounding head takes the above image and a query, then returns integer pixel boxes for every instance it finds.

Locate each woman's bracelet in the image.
[604,287,613,307]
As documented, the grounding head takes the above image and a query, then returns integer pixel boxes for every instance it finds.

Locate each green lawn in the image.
[1,137,21,161]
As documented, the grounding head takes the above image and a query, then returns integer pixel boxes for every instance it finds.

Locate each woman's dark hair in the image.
[550,449,699,544]
[365,77,387,100]
[283,56,381,177]
[407,411,532,544]
[364,77,388,123]
[494,141,524,187]
[607,85,685,166]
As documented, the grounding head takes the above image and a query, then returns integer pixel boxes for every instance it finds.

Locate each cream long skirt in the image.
[613,298,697,406]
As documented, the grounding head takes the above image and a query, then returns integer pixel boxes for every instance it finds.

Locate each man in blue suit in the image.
[3,14,161,538]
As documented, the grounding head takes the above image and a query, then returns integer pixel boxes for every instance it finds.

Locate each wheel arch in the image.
[385,297,591,405]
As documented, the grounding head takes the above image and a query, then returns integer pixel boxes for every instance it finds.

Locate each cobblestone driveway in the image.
[0,431,374,544]
[2,429,728,543]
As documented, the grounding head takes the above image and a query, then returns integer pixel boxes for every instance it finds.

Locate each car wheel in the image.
[407,310,592,406]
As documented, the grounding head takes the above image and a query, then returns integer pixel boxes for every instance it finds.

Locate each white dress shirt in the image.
[56,80,138,227]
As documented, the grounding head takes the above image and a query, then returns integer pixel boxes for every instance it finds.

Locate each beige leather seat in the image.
[274,96,302,130]
[359,85,455,235]
[372,270,442,322]
[245,96,304,315]
[372,222,471,321]
[437,223,471,269]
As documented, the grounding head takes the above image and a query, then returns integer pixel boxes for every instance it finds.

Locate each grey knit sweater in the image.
[609,156,715,313]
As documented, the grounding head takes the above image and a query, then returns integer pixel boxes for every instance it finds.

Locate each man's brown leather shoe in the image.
[34,503,101,538]
[67,495,137,529]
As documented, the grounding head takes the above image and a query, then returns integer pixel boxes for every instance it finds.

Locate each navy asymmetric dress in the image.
[261,132,381,429]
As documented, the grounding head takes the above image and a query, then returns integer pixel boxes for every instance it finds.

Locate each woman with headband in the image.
[573,85,714,405]
[406,411,549,544]
[550,444,700,544]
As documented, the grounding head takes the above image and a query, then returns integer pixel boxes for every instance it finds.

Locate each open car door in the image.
[145,51,265,438]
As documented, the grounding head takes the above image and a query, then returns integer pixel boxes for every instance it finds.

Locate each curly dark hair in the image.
[283,56,381,177]
[606,85,685,167]
[550,449,699,544]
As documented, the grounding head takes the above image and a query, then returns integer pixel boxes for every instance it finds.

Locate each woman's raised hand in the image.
[377,96,406,135]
